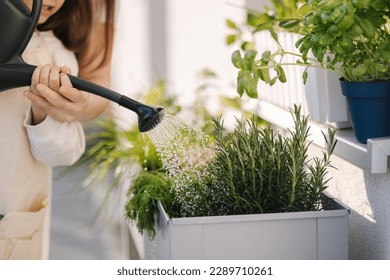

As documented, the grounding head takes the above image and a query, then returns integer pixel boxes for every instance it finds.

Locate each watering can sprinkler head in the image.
[137,105,165,133]
[116,93,165,132]
[0,0,165,132]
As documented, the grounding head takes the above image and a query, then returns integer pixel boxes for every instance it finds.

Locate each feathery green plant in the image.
[125,171,173,238]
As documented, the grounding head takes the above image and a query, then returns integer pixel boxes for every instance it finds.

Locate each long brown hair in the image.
[38,0,115,67]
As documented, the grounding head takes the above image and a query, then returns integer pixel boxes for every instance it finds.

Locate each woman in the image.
[0,0,115,259]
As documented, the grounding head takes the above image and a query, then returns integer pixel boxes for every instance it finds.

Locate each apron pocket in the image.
[0,205,47,259]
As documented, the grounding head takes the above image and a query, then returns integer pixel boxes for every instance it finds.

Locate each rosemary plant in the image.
[206,104,336,214]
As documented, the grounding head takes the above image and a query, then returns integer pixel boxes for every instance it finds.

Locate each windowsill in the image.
[257,100,390,174]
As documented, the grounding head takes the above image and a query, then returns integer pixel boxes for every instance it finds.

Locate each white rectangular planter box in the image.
[146,195,349,260]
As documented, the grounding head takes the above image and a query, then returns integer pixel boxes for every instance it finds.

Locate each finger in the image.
[30,65,42,95]
[60,65,71,75]
[49,65,61,92]
[24,89,72,123]
[39,64,52,86]
[24,90,53,109]
[36,84,71,108]
[59,73,84,102]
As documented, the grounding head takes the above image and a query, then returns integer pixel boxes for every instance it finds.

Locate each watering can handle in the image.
[21,0,43,59]
[30,0,43,21]
[15,0,43,63]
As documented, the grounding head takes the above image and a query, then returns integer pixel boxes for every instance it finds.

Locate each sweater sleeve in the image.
[24,108,86,167]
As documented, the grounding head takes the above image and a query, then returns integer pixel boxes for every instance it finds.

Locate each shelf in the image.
[257,101,390,174]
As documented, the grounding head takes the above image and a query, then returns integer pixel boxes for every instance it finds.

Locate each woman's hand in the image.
[24,64,91,125]
[24,64,109,125]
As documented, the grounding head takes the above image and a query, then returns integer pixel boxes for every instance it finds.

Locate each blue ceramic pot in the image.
[340,79,390,144]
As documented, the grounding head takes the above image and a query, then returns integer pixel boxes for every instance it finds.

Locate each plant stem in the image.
[255,61,344,77]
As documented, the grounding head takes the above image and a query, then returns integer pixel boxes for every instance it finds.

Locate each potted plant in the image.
[125,105,350,260]
[231,0,390,143]
[227,0,351,127]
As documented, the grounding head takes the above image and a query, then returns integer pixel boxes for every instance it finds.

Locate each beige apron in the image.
[0,34,57,259]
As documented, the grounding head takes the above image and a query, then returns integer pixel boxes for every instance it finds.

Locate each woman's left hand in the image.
[24,64,90,125]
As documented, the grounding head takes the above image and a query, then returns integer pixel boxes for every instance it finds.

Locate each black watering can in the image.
[0,0,164,132]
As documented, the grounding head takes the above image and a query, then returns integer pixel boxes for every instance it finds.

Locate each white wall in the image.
[111,0,248,127]
[110,0,153,128]
[163,0,245,105]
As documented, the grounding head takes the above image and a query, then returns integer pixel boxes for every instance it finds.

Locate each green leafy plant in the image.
[64,80,172,178]
[125,105,337,237]
[230,0,390,98]
[125,171,173,238]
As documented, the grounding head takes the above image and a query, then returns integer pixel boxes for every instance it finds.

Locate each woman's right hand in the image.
[24,63,108,125]
[24,64,80,125]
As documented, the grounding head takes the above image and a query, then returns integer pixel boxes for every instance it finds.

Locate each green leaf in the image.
[352,0,370,9]
[370,0,387,10]
[347,24,363,37]
[226,34,237,45]
[320,12,332,24]
[279,19,301,29]
[336,15,355,31]
[236,71,246,97]
[302,70,309,84]
[269,76,278,86]
[331,42,345,55]
[328,24,341,36]
[269,29,279,44]
[261,50,271,64]
[319,34,335,46]
[295,36,306,49]
[247,12,272,27]
[353,64,367,77]
[380,50,390,61]
[330,5,346,23]
[243,50,258,70]
[240,41,254,51]
[276,66,287,83]
[339,37,354,52]
[226,19,237,29]
[245,77,259,98]
[357,18,379,38]
[376,64,388,73]
[296,4,312,17]
[231,50,243,69]
[258,68,271,83]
